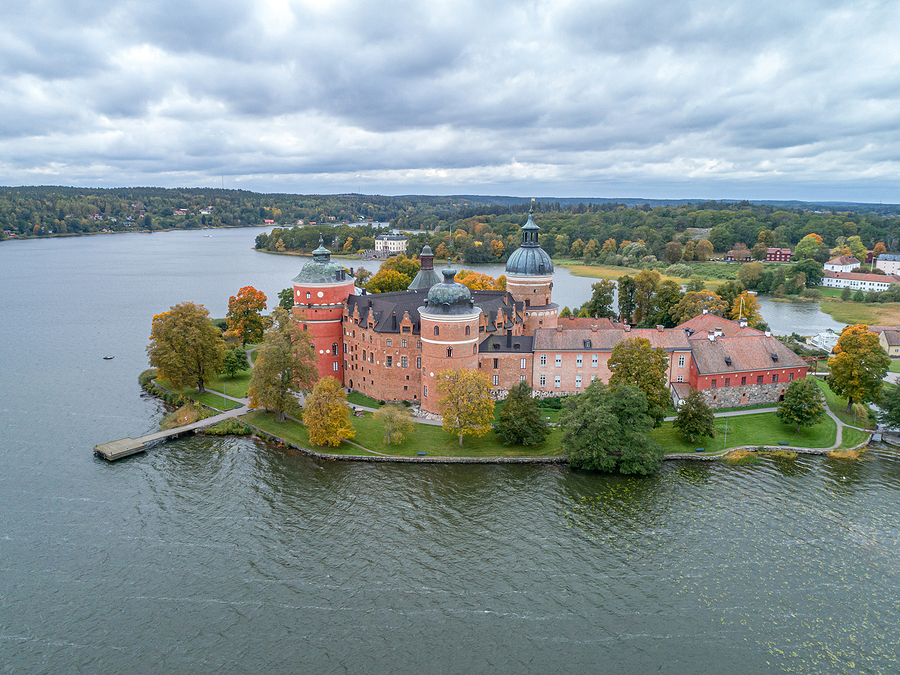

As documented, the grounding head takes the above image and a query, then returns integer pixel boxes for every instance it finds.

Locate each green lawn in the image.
[347,391,384,408]
[840,427,871,449]
[653,411,837,454]
[241,410,372,455]
[155,379,244,411]
[889,360,900,373]
[814,377,878,429]
[204,370,253,399]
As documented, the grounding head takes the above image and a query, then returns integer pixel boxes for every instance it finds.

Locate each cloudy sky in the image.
[2,0,899,201]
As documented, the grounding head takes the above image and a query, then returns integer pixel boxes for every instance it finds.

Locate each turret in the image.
[504,206,557,331]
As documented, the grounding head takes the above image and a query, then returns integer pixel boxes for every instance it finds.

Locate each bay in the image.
[0,229,895,675]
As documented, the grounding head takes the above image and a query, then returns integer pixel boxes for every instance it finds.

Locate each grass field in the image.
[813,377,877,429]
[819,297,900,326]
[347,391,384,408]
[654,411,838,453]
[155,379,245,411]
[889,360,900,373]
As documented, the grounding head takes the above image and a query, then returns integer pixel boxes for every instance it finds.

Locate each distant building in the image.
[808,329,840,352]
[822,270,900,291]
[726,249,751,262]
[876,253,900,275]
[878,329,900,358]
[824,255,861,272]
[765,247,792,262]
[374,234,408,257]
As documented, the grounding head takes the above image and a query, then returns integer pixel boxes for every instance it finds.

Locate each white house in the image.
[808,329,840,352]
[876,253,900,275]
[374,234,408,256]
[822,270,900,291]
[824,255,861,272]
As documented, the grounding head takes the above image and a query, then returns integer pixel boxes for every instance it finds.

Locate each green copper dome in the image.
[292,237,350,284]
[505,210,553,276]
[422,268,476,314]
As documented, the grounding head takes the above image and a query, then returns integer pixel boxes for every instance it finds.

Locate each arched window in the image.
[434,326,440,336]
[447,347,453,357]
[332,343,338,355]
[465,325,470,336]
[306,292,311,299]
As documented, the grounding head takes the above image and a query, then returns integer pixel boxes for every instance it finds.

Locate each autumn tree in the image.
[695,239,714,261]
[873,242,887,258]
[147,301,226,394]
[674,389,716,443]
[738,261,764,288]
[729,292,762,324]
[608,337,670,426]
[226,286,268,345]
[561,381,664,475]
[580,279,617,318]
[303,376,355,446]
[682,240,696,261]
[248,309,318,421]
[496,381,548,446]
[795,233,824,260]
[366,269,412,293]
[436,369,494,446]
[827,324,891,412]
[381,253,420,278]
[671,291,728,325]
[455,269,503,290]
[664,241,683,263]
[758,229,775,247]
[374,404,416,445]
[776,377,826,432]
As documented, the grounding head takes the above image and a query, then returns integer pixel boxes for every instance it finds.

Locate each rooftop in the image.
[690,335,807,375]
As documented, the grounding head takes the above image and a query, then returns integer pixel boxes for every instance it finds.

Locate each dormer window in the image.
[583,340,592,349]
[771,353,779,362]
[724,357,732,366]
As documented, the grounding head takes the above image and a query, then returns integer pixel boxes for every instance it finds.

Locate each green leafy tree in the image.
[792,259,824,287]
[827,324,891,412]
[795,233,824,260]
[278,287,294,310]
[222,346,250,379]
[496,381,548,446]
[674,389,716,443]
[841,286,852,301]
[303,376,355,446]
[738,261,764,289]
[436,369,494,446]
[618,275,636,323]
[716,280,745,309]
[248,309,318,421]
[374,403,416,445]
[608,337,670,426]
[581,279,617,318]
[147,301,226,394]
[632,270,661,325]
[877,384,900,430]
[846,235,868,262]
[695,239,714,261]
[559,306,572,318]
[561,381,664,475]
[648,280,683,328]
[776,377,826,432]
[225,285,268,345]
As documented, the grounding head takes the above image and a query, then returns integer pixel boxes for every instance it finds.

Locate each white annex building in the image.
[876,254,900,275]
[374,234,408,256]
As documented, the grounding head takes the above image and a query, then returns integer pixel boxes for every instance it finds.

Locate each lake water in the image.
[0,229,895,675]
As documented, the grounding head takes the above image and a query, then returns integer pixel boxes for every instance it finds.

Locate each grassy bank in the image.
[819,297,900,326]
[814,377,877,429]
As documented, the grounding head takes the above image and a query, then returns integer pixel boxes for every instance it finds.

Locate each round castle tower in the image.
[418,267,482,414]
[504,207,557,332]
[291,237,355,381]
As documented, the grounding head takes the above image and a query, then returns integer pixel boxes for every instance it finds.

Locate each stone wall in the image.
[700,381,788,409]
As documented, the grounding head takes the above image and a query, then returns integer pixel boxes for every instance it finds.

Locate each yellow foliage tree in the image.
[147,301,226,394]
[729,292,762,324]
[303,376,355,446]
[455,270,503,291]
[436,369,494,446]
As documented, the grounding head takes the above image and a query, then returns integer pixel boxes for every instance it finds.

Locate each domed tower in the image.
[418,267,482,414]
[407,240,441,291]
[292,237,355,381]
[504,206,557,332]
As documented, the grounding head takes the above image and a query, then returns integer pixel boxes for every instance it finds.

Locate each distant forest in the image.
[3,187,899,267]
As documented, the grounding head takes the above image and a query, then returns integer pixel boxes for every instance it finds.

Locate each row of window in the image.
[491,358,528,369]
[538,374,597,388]
[710,373,794,388]
[536,353,688,368]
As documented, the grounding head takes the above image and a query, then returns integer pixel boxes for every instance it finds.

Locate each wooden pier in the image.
[94,408,244,461]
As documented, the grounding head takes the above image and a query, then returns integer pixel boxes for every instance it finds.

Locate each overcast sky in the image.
[2,0,898,202]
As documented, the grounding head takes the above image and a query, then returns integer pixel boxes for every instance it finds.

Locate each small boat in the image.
[103,356,114,360]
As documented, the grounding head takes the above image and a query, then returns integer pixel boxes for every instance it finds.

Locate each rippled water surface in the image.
[1,230,897,674]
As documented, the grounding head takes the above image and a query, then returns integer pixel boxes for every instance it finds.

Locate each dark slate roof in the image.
[407,267,441,291]
[423,268,476,314]
[505,211,554,276]
[690,335,807,375]
[479,334,534,353]
[292,240,350,284]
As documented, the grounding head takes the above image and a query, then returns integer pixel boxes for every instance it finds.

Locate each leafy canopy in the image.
[303,376,355,446]
[226,286,268,345]
[561,381,664,475]
[147,301,226,394]
[827,324,890,411]
[496,381,549,446]
[776,377,826,432]
[374,404,416,445]
[436,369,494,446]
[608,337,670,426]
[674,389,716,443]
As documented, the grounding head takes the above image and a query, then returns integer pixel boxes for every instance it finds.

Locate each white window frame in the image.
[576,354,583,367]
[554,375,561,388]
[540,354,547,366]
[591,354,598,367]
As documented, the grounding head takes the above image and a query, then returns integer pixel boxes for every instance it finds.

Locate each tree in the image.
[618,275,636,323]
[278,287,294,310]
[827,324,891,412]
[877,384,900,429]
[795,233,824,260]
[303,376,355,446]
[222,346,250,379]
[381,253,420,278]
[751,242,768,260]
[581,279,617,319]
[792,259,824,287]
[873,242,887,258]
[632,270,661,325]
[248,309,318,421]
[365,269,412,293]
[776,377,826,432]
[716,280,745,308]
[496,381,548,446]
[674,389,716,443]
[225,286,268,345]
[455,269,503,290]
[648,280,683,328]
[147,301,226,394]
[846,235,868,262]
[608,337,670,426]
[561,381,664,475]
[664,241,683,263]
[758,229,775,247]
[682,240,696,261]
[841,286,852,301]
[354,268,372,287]
[559,306,572,318]
[738,261,764,288]
[729,292,762,324]
[436,369,494,445]
[671,290,728,324]
[695,239,714,261]
[374,403,415,445]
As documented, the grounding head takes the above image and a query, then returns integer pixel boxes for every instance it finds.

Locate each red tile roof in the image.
[690,335,807,375]
[826,255,861,266]
[824,270,900,283]
[533,327,691,351]
[677,313,765,339]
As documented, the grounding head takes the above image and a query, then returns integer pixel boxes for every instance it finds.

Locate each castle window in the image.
[333,362,339,372]
[492,375,499,386]
[677,375,683,383]
[757,375,763,384]
[417,357,421,369]
[417,341,421,348]
[712,379,717,388]
[424,385,428,397]
[725,378,730,386]
[772,374,778,383]
[742,377,747,385]
[343,344,348,353]
[576,375,582,388]
[555,354,562,367]
[402,326,411,333]
[678,355,685,368]
[434,326,440,336]
[306,292,311,299]
[447,347,453,357]
[554,375,561,388]
[386,356,393,367]
[370,353,374,363]
[402,339,407,348]
[386,338,392,347]
[520,358,526,369]
[591,375,597,382]
[401,356,408,368]
[473,345,476,354]
[789,373,794,382]
[520,375,526,381]
[540,354,547,366]
[540,375,546,387]
[332,343,338,355]
[493,358,499,369]
[576,354,583,367]
[363,349,366,360]
[592,354,598,367]
[465,325,470,336]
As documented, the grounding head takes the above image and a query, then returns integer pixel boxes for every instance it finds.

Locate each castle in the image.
[291,211,808,413]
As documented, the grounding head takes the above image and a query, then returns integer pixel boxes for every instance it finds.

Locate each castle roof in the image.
[690,335,806,375]
[533,327,690,352]
[677,313,764,339]
[423,268,476,314]
[292,237,350,284]
[505,209,553,276]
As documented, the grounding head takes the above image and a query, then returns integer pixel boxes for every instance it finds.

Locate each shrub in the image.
[202,419,253,436]
[138,368,158,387]
[665,263,692,278]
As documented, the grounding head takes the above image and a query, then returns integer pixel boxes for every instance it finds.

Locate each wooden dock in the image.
[94,408,244,461]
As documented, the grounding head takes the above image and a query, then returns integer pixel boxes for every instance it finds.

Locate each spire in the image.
[420,238,434,271]
[312,235,331,262]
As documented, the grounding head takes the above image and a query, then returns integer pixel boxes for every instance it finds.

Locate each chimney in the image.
[591,324,598,332]
[708,331,715,342]
[702,308,708,315]
[624,325,631,332]
[507,329,512,348]
[739,318,748,328]
[715,327,723,337]
[765,330,772,337]
[656,325,664,332]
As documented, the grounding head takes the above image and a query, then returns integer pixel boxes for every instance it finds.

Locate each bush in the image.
[665,263,692,278]
[801,288,821,300]
[138,368,158,387]
[540,395,569,410]
[202,419,253,436]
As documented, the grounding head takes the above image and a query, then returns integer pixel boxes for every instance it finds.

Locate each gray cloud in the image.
[0,0,899,201]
